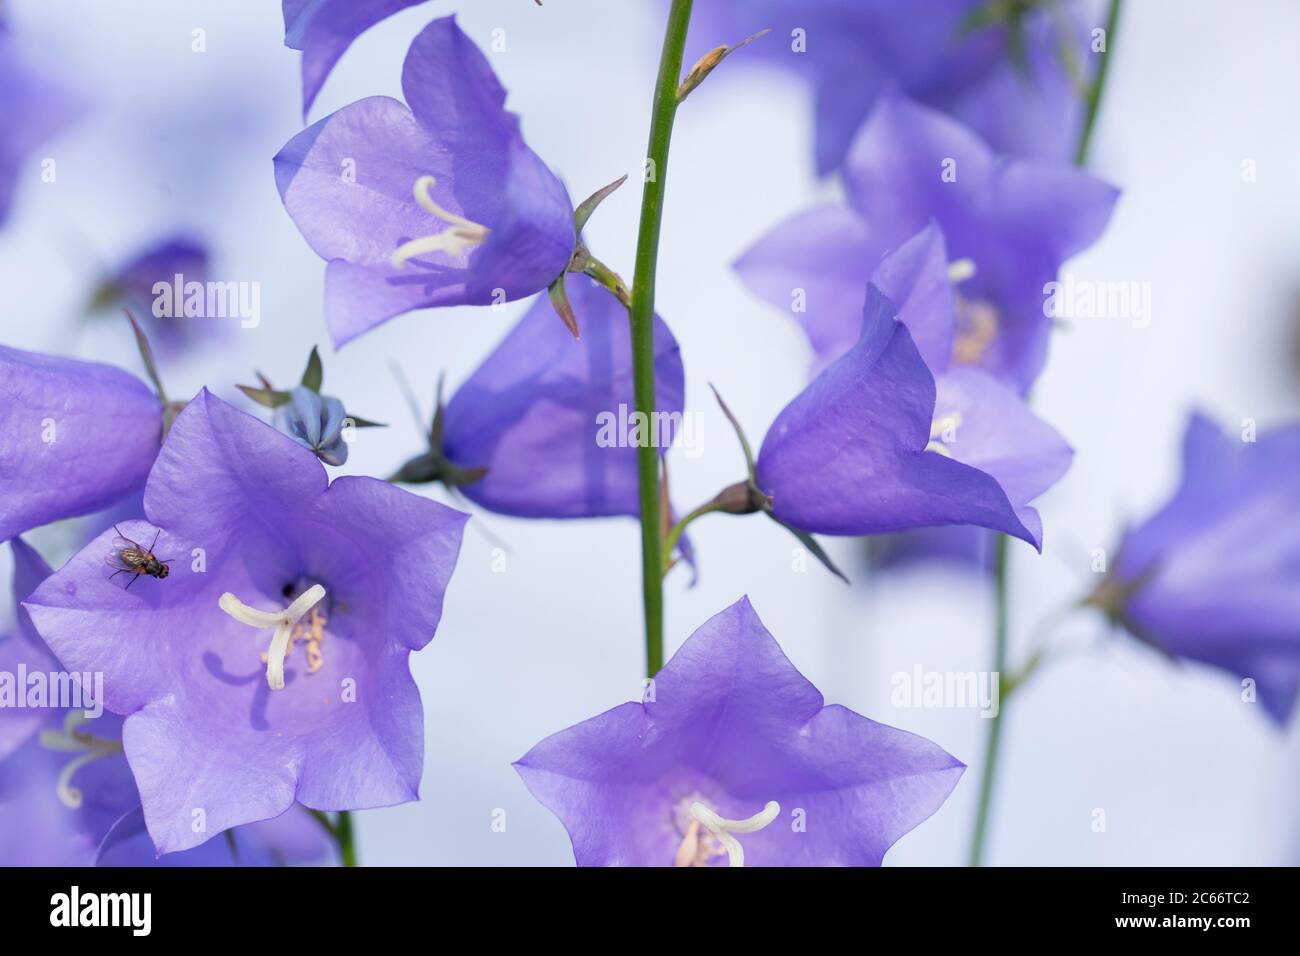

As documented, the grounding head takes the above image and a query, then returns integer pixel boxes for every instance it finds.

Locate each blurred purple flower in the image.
[282,0,431,118]
[754,283,1069,550]
[24,390,467,853]
[0,30,86,226]
[736,91,1118,392]
[1092,413,1300,725]
[0,346,162,543]
[274,15,575,347]
[690,0,1098,174]
[516,596,964,866]
[0,539,60,760]
[86,236,214,357]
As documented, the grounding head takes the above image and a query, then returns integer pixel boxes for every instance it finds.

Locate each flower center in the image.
[218,584,327,690]
[38,712,123,809]
[671,795,780,868]
[390,175,490,268]
[952,293,999,365]
[926,411,963,458]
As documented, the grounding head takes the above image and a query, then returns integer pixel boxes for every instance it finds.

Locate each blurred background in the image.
[1,0,1298,865]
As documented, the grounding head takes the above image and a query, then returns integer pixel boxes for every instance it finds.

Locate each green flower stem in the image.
[969,2,1123,864]
[662,500,727,573]
[631,0,693,678]
[336,810,357,867]
[967,533,1010,867]
[1075,0,1122,166]
[308,808,358,866]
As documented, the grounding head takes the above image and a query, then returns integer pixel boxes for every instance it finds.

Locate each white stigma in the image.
[219,584,326,690]
[688,800,780,868]
[390,174,490,268]
[38,711,123,809]
[926,411,963,458]
[947,258,977,283]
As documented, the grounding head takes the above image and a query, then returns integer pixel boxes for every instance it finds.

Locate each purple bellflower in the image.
[736,91,1118,393]
[274,15,576,347]
[689,0,1098,175]
[282,0,431,118]
[1087,413,1300,725]
[0,346,163,543]
[753,283,1067,550]
[516,597,964,866]
[24,389,468,853]
[392,273,685,520]
[1,540,329,866]
[0,30,85,226]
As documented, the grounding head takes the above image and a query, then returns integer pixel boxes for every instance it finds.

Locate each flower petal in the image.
[0,347,161,542]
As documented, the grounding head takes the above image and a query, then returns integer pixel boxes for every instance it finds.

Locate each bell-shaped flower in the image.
[1088,413,1300,725]
[282,0,431,118]
[274,15,576,347]
[24,389,468,853]
[0,346,163,542]
[736,91,1118,392]
[753,280,1070,550]
[516,597,964,866]
[393,273,685,519]
[690,0,1099,174]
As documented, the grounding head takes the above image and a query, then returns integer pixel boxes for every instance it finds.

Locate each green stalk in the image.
[1074,0,1122,166]
[969,2,1124,865]
[336,810,357,867]
[968,533,1009,867]
[630,0,693,677]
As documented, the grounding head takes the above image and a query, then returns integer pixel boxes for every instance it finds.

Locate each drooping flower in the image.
[282,0,432,118]
[0,30,86,226]
[0,346,163,543]
[736,91,1118,392]
[274,15,576,347]
[1087,413,1300,725]
[393,273,685,520]
[689,0,1099,175]
[24,389,468,853]
[84,236,213,356]
[853,223,1073,562]
[516,597,964,866]
[742,280,1069,554]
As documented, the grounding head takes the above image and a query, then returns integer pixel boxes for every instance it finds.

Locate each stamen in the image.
[219,584,326,690]
[926,412,962,458]
[947,258,977,283]
[390,175,490,268]
[688,800,780,868]
[38,711,123,809]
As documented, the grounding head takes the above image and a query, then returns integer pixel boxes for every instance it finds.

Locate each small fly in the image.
[106,525,172,590]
